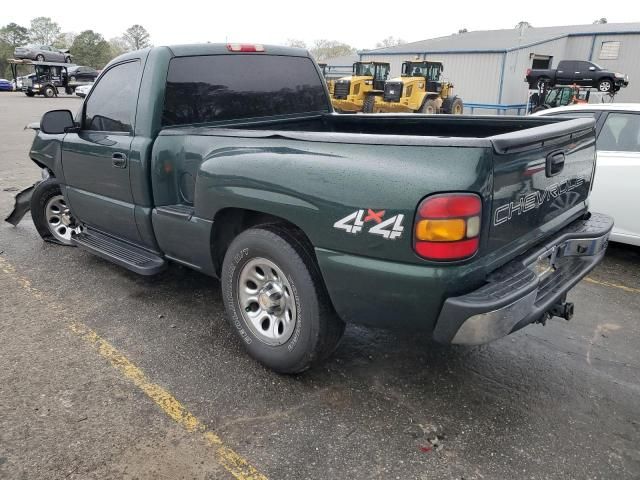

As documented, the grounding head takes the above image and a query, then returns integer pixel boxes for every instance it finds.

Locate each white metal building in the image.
[359,23,640,113]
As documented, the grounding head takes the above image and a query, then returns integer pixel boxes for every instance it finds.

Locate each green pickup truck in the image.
[7,43,613,373]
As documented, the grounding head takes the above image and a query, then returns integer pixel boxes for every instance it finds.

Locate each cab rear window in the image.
[162,54,328,126]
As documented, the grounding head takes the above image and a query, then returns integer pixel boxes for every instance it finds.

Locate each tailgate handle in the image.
[546,151,565,177]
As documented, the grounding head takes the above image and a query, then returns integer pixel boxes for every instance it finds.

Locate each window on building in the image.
[599,41,621,60]
[531,55,552,69]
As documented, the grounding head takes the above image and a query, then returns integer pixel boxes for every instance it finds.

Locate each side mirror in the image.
[589,66,596,71]
[40,109,75,134]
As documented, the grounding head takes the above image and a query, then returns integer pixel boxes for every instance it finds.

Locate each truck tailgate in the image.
[488,118,596,259]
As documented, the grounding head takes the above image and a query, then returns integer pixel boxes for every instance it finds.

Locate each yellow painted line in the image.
[0,256,267,480]
[584,276,640,295]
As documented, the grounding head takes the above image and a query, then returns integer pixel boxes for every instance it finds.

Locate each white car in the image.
[75,84,93,98]
[534,104,640,246]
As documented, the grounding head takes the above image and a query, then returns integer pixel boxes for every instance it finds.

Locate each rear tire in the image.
[30,178,80,246]
[536,77,551,90]
[43,86,55,98]
[25,91,35,97]
[36,54,45,62]
[362,95,376,113]
[442,96,464,114]
[221,226,345,373]
[65,56,72,63]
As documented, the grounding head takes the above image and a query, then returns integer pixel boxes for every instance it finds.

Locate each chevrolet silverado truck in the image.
[6,43,613,373]
[526,60,629,92]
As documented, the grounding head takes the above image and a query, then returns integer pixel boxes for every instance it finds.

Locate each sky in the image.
[3,0,640,50]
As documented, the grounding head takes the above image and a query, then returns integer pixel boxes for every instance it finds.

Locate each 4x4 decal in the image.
[333,209,405,240]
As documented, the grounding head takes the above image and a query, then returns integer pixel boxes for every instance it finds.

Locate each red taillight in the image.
[226,43,265,52]
[414,193,482,261]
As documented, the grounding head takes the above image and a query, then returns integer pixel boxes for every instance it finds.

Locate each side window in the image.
[83,61,140,133]
[598,113,640,153]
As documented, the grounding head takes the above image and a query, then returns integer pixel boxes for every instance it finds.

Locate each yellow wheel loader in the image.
[372,60,463,114]
[330,61,390,113]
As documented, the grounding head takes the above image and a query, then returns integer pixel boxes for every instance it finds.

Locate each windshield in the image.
[404,62,442,81]
[354,63,375,76]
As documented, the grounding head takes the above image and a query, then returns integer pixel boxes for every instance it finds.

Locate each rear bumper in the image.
[433,212,613,345]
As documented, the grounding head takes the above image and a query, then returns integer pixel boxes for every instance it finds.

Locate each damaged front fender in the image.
[4,183,38,226]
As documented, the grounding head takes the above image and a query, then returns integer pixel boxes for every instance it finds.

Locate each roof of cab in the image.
[166,43,310,57]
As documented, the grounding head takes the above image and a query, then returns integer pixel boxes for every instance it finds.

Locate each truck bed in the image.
[159,113,593,151]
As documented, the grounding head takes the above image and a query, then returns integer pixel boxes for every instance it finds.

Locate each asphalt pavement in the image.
[0,92,639,480]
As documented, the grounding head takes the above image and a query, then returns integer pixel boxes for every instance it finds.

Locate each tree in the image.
[593,17,608,24]
[29,17,61,45]
[515,21,532,29]
[0,23,30,77]
[375,36,406,48]
[286,38,307,48]
[123,24,151,51]
[310,40,356,61]
[0,23,29,47]
[53,32,76,50]
[109,36,129,57]
[71,30,113,69]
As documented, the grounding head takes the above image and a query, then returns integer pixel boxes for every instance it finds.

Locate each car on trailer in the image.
[13,44,72,63]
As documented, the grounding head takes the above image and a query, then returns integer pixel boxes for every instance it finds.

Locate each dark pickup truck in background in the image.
[7,43,612,373]
[526,60,629,92]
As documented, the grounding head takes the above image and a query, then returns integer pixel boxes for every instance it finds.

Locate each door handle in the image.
[112,153,127,168]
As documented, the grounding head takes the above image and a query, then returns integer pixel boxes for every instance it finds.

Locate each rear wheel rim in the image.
[237,257,297,346]
[45,195,80,244]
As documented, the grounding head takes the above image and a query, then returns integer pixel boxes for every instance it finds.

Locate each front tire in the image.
[221,226,344,373]
[362,95,376,113]
[598,78,613,92]
[420,98,439,114]
[30,178,80,245]
[36,54,45,62]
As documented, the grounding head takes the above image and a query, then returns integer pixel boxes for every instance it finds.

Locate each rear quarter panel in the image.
[151,133,494,265]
